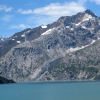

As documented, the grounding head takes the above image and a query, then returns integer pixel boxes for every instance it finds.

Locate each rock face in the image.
[0,76,15,84]
[0,9,100,82]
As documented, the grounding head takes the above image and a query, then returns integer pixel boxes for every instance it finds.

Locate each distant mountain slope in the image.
[38,39,100,81]
[0,9,100,82]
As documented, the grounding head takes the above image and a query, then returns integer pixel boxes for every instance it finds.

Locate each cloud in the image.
[0,5,13,12]
[33,2,85,16]
[17,2,85,16]
[17,1,86,27]
[9,24,30,29]
[1,15,13,22]
[17,9,34,14]
[90,0,100,5]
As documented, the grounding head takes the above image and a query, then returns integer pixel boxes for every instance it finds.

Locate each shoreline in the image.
[16,80,100,84]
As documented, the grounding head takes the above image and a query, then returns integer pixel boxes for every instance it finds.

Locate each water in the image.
[0,81,100,100]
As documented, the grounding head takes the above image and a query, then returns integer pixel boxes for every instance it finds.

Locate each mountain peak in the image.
[84,9,97,17]
[0,37,6,43]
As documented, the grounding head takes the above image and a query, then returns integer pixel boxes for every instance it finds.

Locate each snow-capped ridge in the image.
[82,14,93,22]
[41,28,55,35]
[84,9,97,17]
[41,25,47,28]
[74,13,95,27]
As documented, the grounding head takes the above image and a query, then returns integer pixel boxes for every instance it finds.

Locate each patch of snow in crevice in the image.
[41,28,55,35]
[82,14,93,22]
[27,30,31,33]
[70,28,74,31]
[1,38,4,41]
[66,39,97,53]
[75,14,94,27]
[81,26,87,29]
[66,26,70,28]
[17,41,21,43]
[75,22,81,26]
[90,40,96,44]
[41,25,47,28]
[12,39,15,40]
[21,34,25,37]
[66,46,86,53]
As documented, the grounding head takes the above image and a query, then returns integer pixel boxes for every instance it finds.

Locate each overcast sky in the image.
[0,0,100,37]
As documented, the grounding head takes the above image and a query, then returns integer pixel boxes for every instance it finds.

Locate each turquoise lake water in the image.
[0,81,100,100]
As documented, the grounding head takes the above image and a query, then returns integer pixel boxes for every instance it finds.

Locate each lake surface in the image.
[0,81,100,100]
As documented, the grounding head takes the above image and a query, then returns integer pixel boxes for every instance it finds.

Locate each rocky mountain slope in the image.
[0,9,100,82]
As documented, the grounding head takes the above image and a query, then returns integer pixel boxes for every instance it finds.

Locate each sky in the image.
[0,0,100,37]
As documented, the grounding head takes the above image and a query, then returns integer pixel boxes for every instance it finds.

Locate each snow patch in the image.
[41,25,47,28]
[90,40,96,44]
[97,37,100,40]
[1,38,4,41]
[75,14,94,27]
[17,41,21,43]
[66,39,97,53]
[27,30,31,33]
[12,39,15,40]
[81,26,87,29]
[75,22,81,26]
[21,34,25,37]
[41,28,55,35]
[82,14,93,22]
[70,28,74,31]
[66,46,86,53]
[66,26,70,28]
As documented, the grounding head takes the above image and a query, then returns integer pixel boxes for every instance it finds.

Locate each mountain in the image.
[0,76,15,84]
[0,9,100,82]
[0,37,6,43]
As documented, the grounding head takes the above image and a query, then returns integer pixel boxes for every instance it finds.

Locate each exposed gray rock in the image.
[0,9,100,82]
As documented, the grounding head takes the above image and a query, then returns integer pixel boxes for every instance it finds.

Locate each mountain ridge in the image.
[0,9,100,82]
